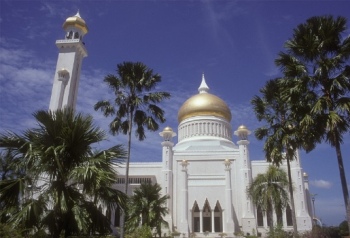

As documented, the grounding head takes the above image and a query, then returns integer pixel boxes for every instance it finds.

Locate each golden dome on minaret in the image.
[63,11,88,34]
[178,74,232,122]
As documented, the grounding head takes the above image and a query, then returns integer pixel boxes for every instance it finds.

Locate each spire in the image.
[198,73,209,94]
[75,10,81,18]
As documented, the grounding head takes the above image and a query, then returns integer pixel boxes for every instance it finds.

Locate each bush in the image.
[0,223,22,238]
[301,226,341,238]
[125,225,152,238]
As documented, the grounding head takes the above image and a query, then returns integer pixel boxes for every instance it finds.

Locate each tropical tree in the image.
[125,183,169,237]
[251,78,320,235]
[0,109,127,237]
[94,61,170,237]
[275,15,350,229]
[248,165,289,232]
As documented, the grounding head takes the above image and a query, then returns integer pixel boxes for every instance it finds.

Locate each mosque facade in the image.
[51,13,313,238]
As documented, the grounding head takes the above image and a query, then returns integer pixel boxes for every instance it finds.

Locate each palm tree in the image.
[251,78,320,235]
[125,183,169,237]
[0,109,127,237]
[248,165,289,233]
[94,61,170,237]
[275,15,350,229]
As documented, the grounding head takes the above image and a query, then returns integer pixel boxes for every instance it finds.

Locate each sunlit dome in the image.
[63,11,88,34]
[178,74,232,122]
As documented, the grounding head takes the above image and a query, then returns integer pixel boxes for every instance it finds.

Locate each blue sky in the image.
[0,0,349,226]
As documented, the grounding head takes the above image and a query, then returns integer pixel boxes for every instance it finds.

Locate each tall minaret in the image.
[234,125,257,234]
[49,11,88,111]
[159,126,176,230]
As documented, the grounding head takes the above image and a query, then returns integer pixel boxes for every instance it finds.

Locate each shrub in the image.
[125,225,152,238]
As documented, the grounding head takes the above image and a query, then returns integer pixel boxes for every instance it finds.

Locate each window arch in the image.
[192,202,200,232]
[286,205,293,226]
[256,206,264,227]
[214,201,223,232]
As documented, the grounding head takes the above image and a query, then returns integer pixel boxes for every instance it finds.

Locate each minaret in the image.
[49,11,88,111]
[290,151,313,230]
[234,125,257,234]
[159,126,177,230]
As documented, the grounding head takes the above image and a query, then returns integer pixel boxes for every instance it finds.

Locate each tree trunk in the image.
[286,154,298,236]
[334,137,350,233]
[120,112,133,238]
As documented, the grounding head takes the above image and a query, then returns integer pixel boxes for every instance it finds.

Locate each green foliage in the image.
[266,225,292,238]
[125,183,169,237]
[248,165,289,232]
[125,225,152,238]
[94,61,171,237]
[0,223,22,238]
[301,225,341,238]
[339,220,349,236]
[0,109,127,237]
[275,15,350,228]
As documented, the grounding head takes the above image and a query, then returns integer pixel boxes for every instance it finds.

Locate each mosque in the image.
[49,12,313,237]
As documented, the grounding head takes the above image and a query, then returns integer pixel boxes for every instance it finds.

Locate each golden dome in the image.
[178,92,232,122]
[163,126,173,132]
[63,12,88,34]
[178,74,232,122]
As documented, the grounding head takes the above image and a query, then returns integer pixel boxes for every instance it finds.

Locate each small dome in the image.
[238,125,247,130]
[163,126,173,132]
[63,11,88,34]
[178,74,231,122]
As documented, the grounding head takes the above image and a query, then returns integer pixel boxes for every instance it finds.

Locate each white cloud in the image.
[310,179,333,189]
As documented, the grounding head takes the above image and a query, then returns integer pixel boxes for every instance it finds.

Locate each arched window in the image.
[115,206,121,227]
[66,31,73,39]
[257,206,264,227]
[74,32,79,39]
[214,201,223,232]
[286,205,293,226]
[202,200,211,232]
[192,202,200,232]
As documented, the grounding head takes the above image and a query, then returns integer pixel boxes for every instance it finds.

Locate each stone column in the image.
[224,159,235,233]
[180,160,189,237]
[211,210,215,233]
[200,209,203,233]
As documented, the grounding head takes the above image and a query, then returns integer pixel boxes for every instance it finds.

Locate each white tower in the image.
[234,125,257,234]
[160,126,177,230]
[49,11,88,111]
[290,151,313,231]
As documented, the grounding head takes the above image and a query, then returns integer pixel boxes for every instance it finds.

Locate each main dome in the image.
[177,75,232,122]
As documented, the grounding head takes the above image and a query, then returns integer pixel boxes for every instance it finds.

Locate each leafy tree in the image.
[251,78,320,235]
[0,109,127,237]
[94,61,170,237]
[125,183,169,237]
[275,15,350,230]
[248,165,289,233]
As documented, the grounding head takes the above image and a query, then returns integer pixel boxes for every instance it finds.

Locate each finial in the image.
[75,10,81,18]
[198,73,209,94]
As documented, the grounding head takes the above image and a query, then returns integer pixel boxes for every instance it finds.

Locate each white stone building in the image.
[112,75,313,237]
[50,13,313,238]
